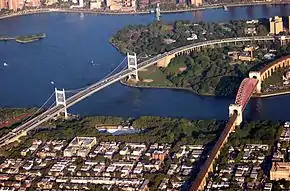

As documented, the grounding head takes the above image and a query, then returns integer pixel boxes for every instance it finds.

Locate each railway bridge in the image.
[190,54,290,190]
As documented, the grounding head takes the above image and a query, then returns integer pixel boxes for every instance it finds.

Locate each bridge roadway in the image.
[190,113,238,190]
[0,35,284,147]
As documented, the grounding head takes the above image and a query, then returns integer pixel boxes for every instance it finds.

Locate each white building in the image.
[79,0,83,7]
[90,0,102,9]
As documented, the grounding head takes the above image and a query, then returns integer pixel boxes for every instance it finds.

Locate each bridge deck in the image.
[234,78,258,110]
[189,113,237,190]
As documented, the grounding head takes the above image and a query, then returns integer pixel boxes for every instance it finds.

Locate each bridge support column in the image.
[249,71,261,93]
[229,104,242,127]
[127,53,139,81]
[55,88,68,119]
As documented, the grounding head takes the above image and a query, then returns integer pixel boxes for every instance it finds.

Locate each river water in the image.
[0,5,290,120]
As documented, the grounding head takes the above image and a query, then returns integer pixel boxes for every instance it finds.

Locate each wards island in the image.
[111,17,290,97]
[3,16,290,191]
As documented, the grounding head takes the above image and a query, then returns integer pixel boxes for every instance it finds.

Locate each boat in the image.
[3,62,8,66]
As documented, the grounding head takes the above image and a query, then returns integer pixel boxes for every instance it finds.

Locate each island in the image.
[110,20,268,56]
[15,33,46,44]
[0,33,46,44]
[111,18,290,97]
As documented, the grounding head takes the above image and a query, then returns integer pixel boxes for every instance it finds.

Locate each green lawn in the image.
[166,61,187,75]
[137,65,174,87]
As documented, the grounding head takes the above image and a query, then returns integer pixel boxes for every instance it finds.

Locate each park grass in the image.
[137,65,174,87]
[166,61,187,75]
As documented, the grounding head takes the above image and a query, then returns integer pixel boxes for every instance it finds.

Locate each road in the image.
[1,1,290,20]
[0,35,283,147]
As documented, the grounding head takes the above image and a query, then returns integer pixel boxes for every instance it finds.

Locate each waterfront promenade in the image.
[1,1,290,20]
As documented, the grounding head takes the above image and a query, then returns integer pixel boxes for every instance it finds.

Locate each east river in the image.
[1,5,290,120]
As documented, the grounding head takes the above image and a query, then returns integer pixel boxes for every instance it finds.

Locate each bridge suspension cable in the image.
[65,56,128,94]
[47,100,56,110]
[18,91,55,125]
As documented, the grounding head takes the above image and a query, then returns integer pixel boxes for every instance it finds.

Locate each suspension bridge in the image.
[1,35,290,190]
[0,52,142,146]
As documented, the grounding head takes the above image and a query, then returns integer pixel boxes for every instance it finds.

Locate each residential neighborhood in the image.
[0,136,206,190]
[2,117,290,191]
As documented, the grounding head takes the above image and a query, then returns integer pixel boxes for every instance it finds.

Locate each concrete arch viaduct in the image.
[154,36,280,68]
[249,55,290,93]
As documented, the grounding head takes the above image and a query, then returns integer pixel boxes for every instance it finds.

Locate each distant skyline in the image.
[0,0,40,11]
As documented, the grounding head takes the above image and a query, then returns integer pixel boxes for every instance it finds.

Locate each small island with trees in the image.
[0,33,46,44]
[15,33,46,43]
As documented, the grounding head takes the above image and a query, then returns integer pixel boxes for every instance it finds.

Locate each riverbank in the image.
[121,79,290,99]
[0,1,289,20]
[254,91,290,98]
[0,108,36,131]
[121,80,226,97]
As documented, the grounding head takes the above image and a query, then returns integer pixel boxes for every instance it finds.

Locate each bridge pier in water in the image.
[55,88,68,119]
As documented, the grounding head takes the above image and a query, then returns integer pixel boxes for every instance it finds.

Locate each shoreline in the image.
[120,80,290,99]
[0,2,290,20]
[120,80,232,98]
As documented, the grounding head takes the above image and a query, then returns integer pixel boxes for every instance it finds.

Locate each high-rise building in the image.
[30,0,40,6]
[90,0,102,9]
[79,0,83,7]
[8,0,18,11]
[0,0,7,9]
[269,16,283,35]
[106,0,111,7]
[25,0,40,7]
[190,0,202,7]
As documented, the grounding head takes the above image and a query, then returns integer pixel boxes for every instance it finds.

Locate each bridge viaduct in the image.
[189,56,290,190]
[2,35,290,190]
[155,35,290,67]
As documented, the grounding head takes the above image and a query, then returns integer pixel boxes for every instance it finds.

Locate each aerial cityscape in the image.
[4,1,290,191]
